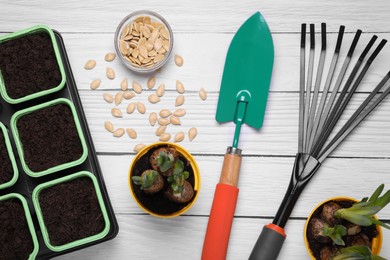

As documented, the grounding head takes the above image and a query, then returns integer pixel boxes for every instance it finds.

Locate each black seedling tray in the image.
[0,31,119,259]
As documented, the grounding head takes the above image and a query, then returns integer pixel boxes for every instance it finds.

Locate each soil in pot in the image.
[17,103,83,172]
[0,131,13,185]
[0,31,62,99]
[38,177,105,246]
[0,198,34,260]
[131,145,196,215]
[307,200,378,260]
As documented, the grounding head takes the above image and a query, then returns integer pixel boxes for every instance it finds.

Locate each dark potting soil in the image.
[38,177,105,246]
[0,31,62,99]
[17,103,83,172]
[0,199,34,260]
[0,131,13,185]
[307,200,378,260]
[131,145,196,215]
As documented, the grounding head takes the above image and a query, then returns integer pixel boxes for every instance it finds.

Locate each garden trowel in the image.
[201,11,274,260]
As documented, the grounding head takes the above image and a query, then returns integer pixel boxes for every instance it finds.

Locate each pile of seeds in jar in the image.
[118,15,171,68]
[84,54,208,153]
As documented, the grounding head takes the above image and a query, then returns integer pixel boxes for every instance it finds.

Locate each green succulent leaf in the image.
[137,170,158,190]
[322,225,347,246]
[173,160,184,175]
[332,246,386,260]
[160,161,174,172]
[172,182,178,191]
[156,152,167,166]
[132,176,143,185]
[183,171,189,179]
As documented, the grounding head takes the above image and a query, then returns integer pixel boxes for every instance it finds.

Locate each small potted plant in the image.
[128,142,200,218]
[304,184,389,260]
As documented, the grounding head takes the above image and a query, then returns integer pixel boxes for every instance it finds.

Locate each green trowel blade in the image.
[216,12,274,129]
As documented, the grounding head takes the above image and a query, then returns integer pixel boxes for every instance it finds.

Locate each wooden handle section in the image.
[219,153,242,187]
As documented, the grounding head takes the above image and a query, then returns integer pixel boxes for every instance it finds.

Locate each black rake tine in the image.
[306,23,327,152]
[298,23,306,153]
[307,25,345,153]
[303,24,315,153]
[312,38,386,157]
[318,72,390,162]
[308,29,362,153]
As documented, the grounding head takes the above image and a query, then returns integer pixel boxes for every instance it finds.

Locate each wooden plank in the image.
[61,33,390,93]
[55,215,390,260]
[78,91,390,157]
[1,0,389,33]
[98,155,390,218]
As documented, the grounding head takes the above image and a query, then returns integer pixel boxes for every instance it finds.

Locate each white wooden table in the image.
[1,0,390,259]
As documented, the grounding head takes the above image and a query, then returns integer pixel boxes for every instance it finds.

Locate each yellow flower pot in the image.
[304,197,383,259]
[128,142,200,218]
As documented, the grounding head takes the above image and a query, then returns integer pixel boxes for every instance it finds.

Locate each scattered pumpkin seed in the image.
[111,108,123,118]
[127,103,137,114]
[175,95,185,107]
[149,112,158,126]
[147,76,156,89]
[103,93,114,103]
[176,80,185,94]
[105,52,116,62]
[170,116,181,125]
[121,78,128,91]
[155,125,167,136]
[188,127,198,141]
[123,90,135,99]
[159,109,172,118]
[159,133,171,142]
[156,83,165,97]
[84,60,96,70]
[132,80,143,94]
[115,92,123,106]
[106,67,115,80]
[90,79,101,90]
[174,55,184,67]
[199,87,207,100]
[137,102,146,114]
[148,94,160,104]
[126,128,137,139]
[174,132,185,142]
[104,121,114,133]
[158,118,170,126]
[113,128,125,137]
[173,109,186,117]
[134,143,146,153]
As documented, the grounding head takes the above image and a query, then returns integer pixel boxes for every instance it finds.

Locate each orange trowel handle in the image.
[202,148,242,260]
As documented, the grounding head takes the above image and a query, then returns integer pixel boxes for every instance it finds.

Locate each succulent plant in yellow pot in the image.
[304,184,389,260]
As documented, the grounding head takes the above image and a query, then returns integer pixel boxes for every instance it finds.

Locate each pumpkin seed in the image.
[104,121,114,133]
[154,54,164,63]
[156,84,165,97]
[106,67,115,80]
[115,92,123,106]
[137,102,146,114]
[126,128,137,139]
[174,132,185,142]
[134,143,146,153]
[127,103,137,114]
[175,95,185,107]
[123,90,135,99]
[159,133,171,142]
[103,93,114,103]
[90,79,101,90]
[105,52,116,62]
[148,94,160,104]
[132,80,143,94]
[176,80,185,94]
[155,125,167,136]
[188,127,198,141]
[120,40,129,55]
[159,109,172,118]
[170,116,181,125]
[160,28,170,39]
[158,118,170,126]
[174,55,184,67]
[121,78,128,91]
[173,109,186,117]
[147,76,156,89]
[84,60,96,70]
[111,108,123,118]
[199,87,207,100]
[149,112,158,126]
[113,128,125,137]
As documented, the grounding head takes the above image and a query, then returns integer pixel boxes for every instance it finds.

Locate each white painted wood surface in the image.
[1,0,390,259]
